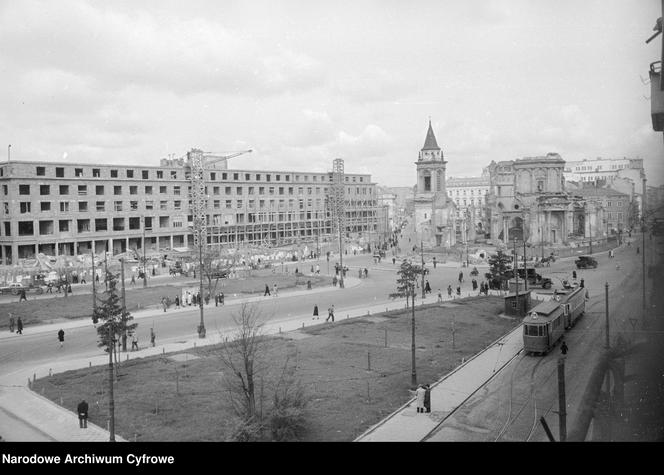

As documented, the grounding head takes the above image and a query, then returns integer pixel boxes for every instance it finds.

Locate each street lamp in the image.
[513,238,520,317]
[142,216,148,288]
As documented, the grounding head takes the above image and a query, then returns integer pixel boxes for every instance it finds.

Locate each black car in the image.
[575,256,598,269]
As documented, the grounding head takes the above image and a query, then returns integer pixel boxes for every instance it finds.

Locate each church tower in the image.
[413,120,456,248]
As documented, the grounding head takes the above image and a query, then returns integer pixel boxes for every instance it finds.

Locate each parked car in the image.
[575,256,598,269]
[1,282,44,295]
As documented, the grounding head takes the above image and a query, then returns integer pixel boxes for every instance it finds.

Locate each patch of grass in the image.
[32,295,517,441]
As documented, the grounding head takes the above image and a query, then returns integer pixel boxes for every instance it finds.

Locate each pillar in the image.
[170,235,174,249]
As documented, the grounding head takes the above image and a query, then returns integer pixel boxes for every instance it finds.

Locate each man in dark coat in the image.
[264,284,271,296]
[580,279,584,288]
[561,340,568,356]
[16,317,23,334]
[77,400,89,428]
[424,384,432,413]
[19,289,27,302]
[58,329,65,348]
[313,304,319,319]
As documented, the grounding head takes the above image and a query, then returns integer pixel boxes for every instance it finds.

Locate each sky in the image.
[1,0,663,187]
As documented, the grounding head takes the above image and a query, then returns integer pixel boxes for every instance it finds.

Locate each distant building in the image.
[569,186,631,234]
[446,171,490,239]
[486,153,604,246]
[412,121,457,248]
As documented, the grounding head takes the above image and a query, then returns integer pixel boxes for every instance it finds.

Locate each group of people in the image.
[7,314,23,334]
[411,384,432,413]
[264,283,278,296]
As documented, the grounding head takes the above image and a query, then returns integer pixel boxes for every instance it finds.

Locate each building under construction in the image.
[0,155,385,265]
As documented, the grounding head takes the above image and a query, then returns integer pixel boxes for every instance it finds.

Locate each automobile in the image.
[515,268,553,289]
[575,256,598,269]
[1,282,44,295]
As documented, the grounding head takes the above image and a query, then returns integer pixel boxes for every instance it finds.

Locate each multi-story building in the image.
[569,186,631,234]
[0,159,379,265]
[446,171,490,238]
[485,153,605,246]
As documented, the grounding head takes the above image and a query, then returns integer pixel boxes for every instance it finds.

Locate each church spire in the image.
[421,120,440,151]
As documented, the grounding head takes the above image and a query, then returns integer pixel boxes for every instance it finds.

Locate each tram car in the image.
[522,286,586,355]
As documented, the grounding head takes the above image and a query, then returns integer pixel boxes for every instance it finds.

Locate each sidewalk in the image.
[355,324,524,442]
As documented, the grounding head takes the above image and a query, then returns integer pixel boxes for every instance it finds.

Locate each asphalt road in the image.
[425,235,658,442]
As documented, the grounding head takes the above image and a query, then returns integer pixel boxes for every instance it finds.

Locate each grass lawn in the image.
[32,295,517,441]
[0,270,331,329]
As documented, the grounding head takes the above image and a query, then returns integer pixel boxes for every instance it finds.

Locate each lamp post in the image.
[410,281,417,388]
[514,238,519,317]
[642,177,647,328]
[142,216,148,288]
[197,232,206,338]
[540,226,544,260]
[421,239,425,299]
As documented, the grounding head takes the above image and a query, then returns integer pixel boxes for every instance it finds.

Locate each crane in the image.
[186,148,252,247]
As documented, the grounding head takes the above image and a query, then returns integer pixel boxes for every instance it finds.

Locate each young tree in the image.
[488,250,512,290]
[93,269,137,442]
[396,259,423,387]
[201,248,233,300]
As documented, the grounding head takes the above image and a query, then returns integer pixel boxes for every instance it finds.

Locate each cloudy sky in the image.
[1,0,662,186]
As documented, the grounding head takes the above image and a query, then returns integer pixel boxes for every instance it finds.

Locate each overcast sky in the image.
[1,0,662,186]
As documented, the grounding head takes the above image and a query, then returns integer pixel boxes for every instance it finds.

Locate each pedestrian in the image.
[57,329,65,348]
[96,274,100,283]
[80,275,86,285]
[131,334,139,351]
[425,280,431,294]
[561,340,568,355]
[264,284,271,296]
[437,290,443,303]
[215,294,219,307]
[332,275,338,287]
[307,280,312,290]
[46,282,53,293]
[326,305,335,322]
[637,246,640,254]
[313,304,319,319]
[433,257,437,269]
[9,314,15,333]
[316,264,320,274]
[220,292,224,305]
[456,285,461,297]
[273,283,278,296]
[161,297,167,312]
[130,275,135,286]
[150,328,156,347]
[472,278,478,291]
[580,278,584,288]
[364,268,368,278]
[447,284,452,298]
[175,295,180,309]
[77,400,89,429]
[458,271,464,283]
[19,289,27,302]
[411,384,426,413]
[572,270,577,280]
[392,256,396,265]
[67,284,72,294]
[16,317,23,335]
[424,384,432,413]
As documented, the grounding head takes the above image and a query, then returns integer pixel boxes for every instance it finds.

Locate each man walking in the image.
[313,304,319,319]
[561,339,568,356]
[77,399,89,429]
[131,334,139,351]
[57,329,65,348]
[326,305,335,323]
[264,284,271,296]
[16,317,23,335]
[19,289,27,302]
[424,280,431,294]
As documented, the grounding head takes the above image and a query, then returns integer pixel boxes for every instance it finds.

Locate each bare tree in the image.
[218,303,266,422]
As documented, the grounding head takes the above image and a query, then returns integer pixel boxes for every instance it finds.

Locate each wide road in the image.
[426,234,657,442]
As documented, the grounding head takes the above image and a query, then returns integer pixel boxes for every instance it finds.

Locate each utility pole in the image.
[7,144,10,162]
[540,226,544,260]
[523,238,528,292]
[605,282,610,349]
[91,247,97,316]
[120,258,127,352]
[421,239,425,299]
[411,281,417,388]
[558,358,567,442]
[642,177,647,328]
[142,216,148,288]
[514,238,519,317]
[198,235,206,338]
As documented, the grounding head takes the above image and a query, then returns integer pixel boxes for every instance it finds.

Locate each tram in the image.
[522,286,586,355]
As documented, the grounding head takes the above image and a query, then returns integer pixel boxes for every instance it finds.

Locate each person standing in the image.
[16,317,23,335]
[175,295,180,309]
[572,270,577,280]
[447,284,452,298]
[458,271,464,284]
[57,329,65,348]
[425,280,431,294]
[456,285,461,297]
[326,305,335,323]
[46,282,53,293]
[161,297,167,312]
[424,384,432,413]
[264,284,271,296]
[273,283,278,297]
[433,257,437,269]
[332,275,338,287]
[313,304,319,319]
[77,400,89,429]
[150,328,156,347]
[316,264,320,274]
[412,385,426,413]
[437,290,443,303]
[220,292,224,305]
[9,314,15,333]
[580,278,585,288]
[561,339,568,356]
[19,289,27,302]
[130,274,136,286]
[131,334,139,351]
[472,278,478,291]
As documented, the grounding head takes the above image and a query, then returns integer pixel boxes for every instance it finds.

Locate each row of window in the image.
[5,183,373,198]
[447,189,488,196]
[30,165,368,183]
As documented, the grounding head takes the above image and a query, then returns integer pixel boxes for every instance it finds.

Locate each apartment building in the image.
[0,160,379,264]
